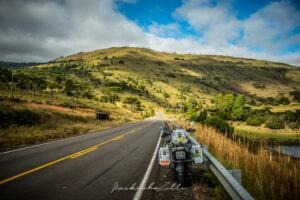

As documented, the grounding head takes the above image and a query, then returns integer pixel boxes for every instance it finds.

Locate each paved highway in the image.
[0,118,164,200]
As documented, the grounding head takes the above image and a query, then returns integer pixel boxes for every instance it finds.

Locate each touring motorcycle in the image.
[158,122,203,185]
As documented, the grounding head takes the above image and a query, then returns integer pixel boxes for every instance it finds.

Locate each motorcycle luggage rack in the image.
[170,159,194,163]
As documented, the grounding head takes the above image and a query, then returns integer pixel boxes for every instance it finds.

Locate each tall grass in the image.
[0,101,143,151]
[179,121,300,200]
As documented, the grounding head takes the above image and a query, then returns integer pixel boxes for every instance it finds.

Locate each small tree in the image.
[65,79,75,96]
[188,97,197,110]
[266,116,285,129]
[107,86,122,108]
[215,93,235,119]
[123,96,141,111]
[100,96,109,108]
[47,82,61,104]
[163,92,170,101]
[73,83,84,106]
[231,95,245,121]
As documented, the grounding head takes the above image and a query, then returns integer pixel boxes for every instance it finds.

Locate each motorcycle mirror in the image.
[161,131,171,138]
[189,121,195,126]
[160,126,165,130]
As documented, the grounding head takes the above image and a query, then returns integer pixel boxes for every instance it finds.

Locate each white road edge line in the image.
[133,121,164,200]
[0,121,145,155]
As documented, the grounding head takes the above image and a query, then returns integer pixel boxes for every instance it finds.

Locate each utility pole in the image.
[76,90,79,108]
[11,70,14,98]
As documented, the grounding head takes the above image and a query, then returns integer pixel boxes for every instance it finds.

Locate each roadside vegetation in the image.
[166,91,299,143]
[0,99,144,151]
[1,47,299,148]
[178,121,300,200]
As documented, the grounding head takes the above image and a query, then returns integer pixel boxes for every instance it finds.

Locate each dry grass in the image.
[269,104,300,112]
[233,124,300,142]
[178,121,300,200]
[0,101,143,151]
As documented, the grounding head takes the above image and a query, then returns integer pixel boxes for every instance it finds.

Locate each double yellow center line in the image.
[0,122,152,185]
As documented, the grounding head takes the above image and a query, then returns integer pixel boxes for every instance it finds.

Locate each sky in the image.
[0,0,299,66]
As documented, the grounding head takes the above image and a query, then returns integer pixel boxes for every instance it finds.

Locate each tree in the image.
[216,93,235,119]
[47,82,61,104]
[64,79,74,96]
[0,67,11,83]
[231,95,245,121]
[278,97,290,105]
[107,86,122,108]
[163,92,170,101]
[100,96,109,108]
[29,74,47,98]
[215,93,223,110]
[123,96,141,111]
[266,116,285,129]
[188,97,197,110]
[197,109,207,122]
[72,83,84,106]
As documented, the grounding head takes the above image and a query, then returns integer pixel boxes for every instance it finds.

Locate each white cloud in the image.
[0,0,299,67]
[0,0,147,62]
[242,1,300,52]
[148,22,180,38]
[174,0,242,46]
[171,0,300,66]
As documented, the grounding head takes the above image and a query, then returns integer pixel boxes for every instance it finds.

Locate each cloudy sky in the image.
[0,0,299,66]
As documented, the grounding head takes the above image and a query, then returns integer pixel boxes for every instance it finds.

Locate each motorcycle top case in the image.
[171,130,188,144]
[158,147,171,166]
[191,145,203,164]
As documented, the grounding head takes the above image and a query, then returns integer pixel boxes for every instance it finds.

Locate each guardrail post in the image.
[186,134,254,200]
[201,145,208,151]
[201,145,209,170]
[228,169,242,184]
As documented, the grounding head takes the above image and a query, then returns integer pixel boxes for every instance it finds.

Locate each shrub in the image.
[0,104,46,128]
[289,122,300,130]
[246,117,262,126]
[266,116,285,129]
[204,116,234,134]
[253,83,265,89]
[186,109,198,121]
[197,109,207,122]
[277,97,290,105]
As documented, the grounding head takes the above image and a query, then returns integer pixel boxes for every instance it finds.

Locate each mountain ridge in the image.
[3,47,300,109]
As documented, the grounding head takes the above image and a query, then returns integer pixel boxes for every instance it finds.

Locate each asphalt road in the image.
[0,119,164,200]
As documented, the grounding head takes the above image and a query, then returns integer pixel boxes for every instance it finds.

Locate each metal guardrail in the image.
[187,133,254,200]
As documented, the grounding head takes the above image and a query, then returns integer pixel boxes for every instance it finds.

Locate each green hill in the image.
[1,47,300,110]
[1,47,300,149]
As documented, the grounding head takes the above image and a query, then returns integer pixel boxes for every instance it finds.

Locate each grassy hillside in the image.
[1,47,299,148]
[25,47,300,106]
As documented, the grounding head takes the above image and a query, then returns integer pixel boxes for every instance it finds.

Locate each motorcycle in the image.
[158,122,203,185]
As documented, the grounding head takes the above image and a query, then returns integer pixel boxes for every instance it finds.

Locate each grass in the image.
[233,124,300,143]
[0,100,143,151]
[37,47,300,107]
[178,121,300,200]
[269,103,300,112]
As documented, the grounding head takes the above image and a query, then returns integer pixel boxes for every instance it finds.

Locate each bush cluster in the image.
[204,116,234,134]
[265,116,285,129]
[0,104,47,128]
[246,117,262,126]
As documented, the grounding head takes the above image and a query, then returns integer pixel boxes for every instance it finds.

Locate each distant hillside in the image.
[0,61,42,69]
[2,47,300,109]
